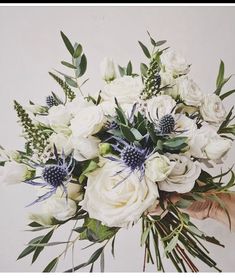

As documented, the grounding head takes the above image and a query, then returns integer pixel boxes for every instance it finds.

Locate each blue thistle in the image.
[106,137,151,186]
[25,146,75,206]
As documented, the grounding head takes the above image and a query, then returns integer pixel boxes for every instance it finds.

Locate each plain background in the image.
[0,5,235,272]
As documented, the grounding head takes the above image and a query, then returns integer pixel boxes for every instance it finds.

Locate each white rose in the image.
[100,57,116,82]
[48,133,73,156]
[160,49,190,76]
[175,114,197,139]
[70,105,105,138]
[48,104,72,134]
[158,154,201,193]
[189,124,232,161]
[29,197,77,226]
[200,94,226,124]
[177,77,203,107]
[146,95,176,121]
[82,160,159,228]
[0,162,32,185]
[101,76,143,105]
[70,136,100,161]
[145,153,175,182]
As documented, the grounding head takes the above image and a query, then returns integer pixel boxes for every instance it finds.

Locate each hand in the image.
[150,193,235,232]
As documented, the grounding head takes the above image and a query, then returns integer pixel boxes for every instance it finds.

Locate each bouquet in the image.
[0,31,234,272]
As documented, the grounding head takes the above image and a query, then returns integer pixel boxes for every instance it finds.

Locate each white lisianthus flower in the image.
[204,139,232,161]
[160,49,190,76]
[65,96,94,116]
[145,153,175,182]
[70,136,100,161]
[100,57,116,82]
[158,154,201,193]
[0,162,33,185]
[48,104,72,134]
[48,133,73,156]
[56,182,83,202]
[189,124,232,161]
[175,114,197,139]
[70,105,105,138]
[200,94,226,124]
[146,95,176,121]
[82,160,159,228]
[101,76,143,105]
[29,197,77,226]
[177,77,203,107]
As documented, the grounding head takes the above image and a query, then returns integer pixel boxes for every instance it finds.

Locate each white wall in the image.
[0,6,235,272]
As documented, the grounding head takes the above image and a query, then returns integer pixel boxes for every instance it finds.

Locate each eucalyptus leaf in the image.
[32,229,54,264]
[126,61,133,76]
[138,41,151,58]
[61,61,77,69]
[77,54,87,77]
[118,65,126,77]
[65,76,78,88]
[165,236,178,254]
[140,63,148,77]
[43,257,59,272]
[216,60,225,89]
[73,44,83,58]
[60,31,74,56]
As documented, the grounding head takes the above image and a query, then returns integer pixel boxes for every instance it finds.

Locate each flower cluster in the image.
[0,32,234,273]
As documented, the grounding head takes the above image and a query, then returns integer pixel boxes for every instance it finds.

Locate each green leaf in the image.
[65,76,78,88]
[43,257,59,272]
[28,222,42,228]
[100,251,105,272]
[120,125,136,142]
[126,61,132,76]
[175,198,192,209]
[141,226,151,246]
[60,31,74,56]
[73,44,83,58]
[118,65,126,77]
[77,54,87,77]
[73,226,87,233]
[181,213,190,225]
[187,225,203,237]
[17,236,44,260]
[80,218,118,242]
[65,247,105,272]
[131,128,143,141]
[216,60,225,89]
[155,40,167,47]
[32,229,54,264]
[220,89,235,100]
[115,107,128,125]
[61,61,77,69]
[165,236,178,254]
[111,236,116,258]
[79,160,98,183]
[138,41,151,58]
[218,106,234,132]
[147,31,157,46]
[140,63,148,77]
[163,137,188,151]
